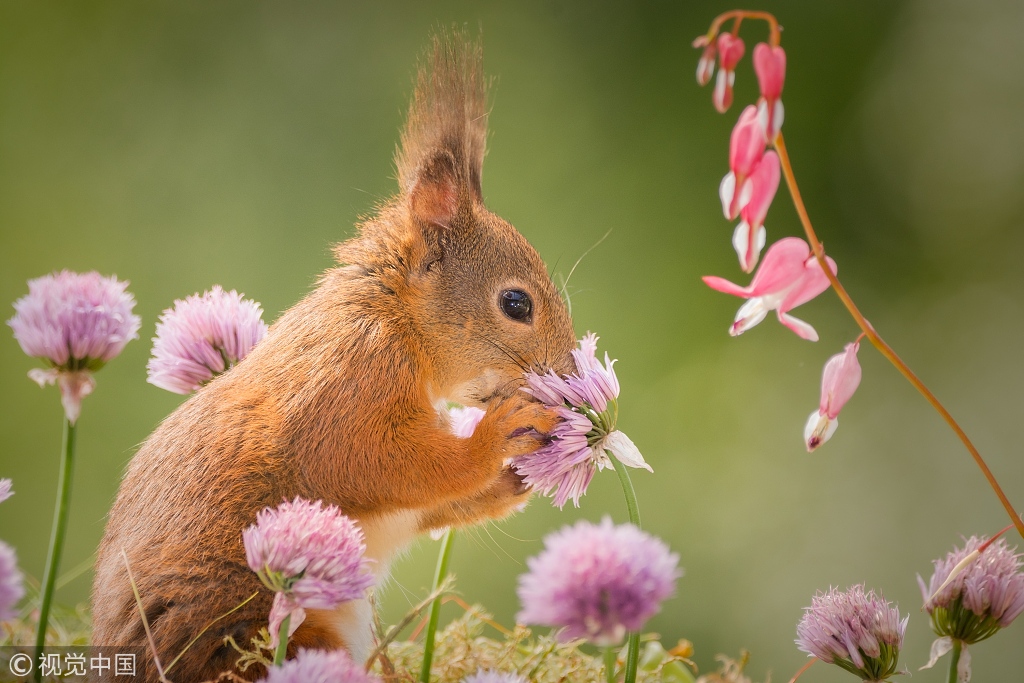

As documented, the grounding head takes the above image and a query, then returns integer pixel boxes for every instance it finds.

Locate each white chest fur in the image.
[320,509,422,662]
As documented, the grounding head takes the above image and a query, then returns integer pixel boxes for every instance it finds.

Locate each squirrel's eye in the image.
[499,289,532,323]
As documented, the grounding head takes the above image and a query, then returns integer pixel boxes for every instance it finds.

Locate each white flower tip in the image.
[803,411,837,452]
[719,172,737,219]
[732,222,767,273]
[605,431,652,472]
[737,178,753,214]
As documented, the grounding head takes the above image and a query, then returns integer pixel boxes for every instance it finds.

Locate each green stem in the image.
[948,639,962,683]
[607,452,642,683]
[604,646,618,683]
[34,418,77,682]
[419,529,455,683]
[608,451,642,529]
[274,613,291,666]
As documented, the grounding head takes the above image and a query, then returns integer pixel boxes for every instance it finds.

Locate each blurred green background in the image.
[3,1,1024,680]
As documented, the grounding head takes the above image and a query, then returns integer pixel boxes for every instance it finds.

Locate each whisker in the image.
[560,228,612,303]
[480,522,518,564]
[489,521,534,546]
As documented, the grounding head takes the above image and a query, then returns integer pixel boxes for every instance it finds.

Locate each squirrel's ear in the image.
[408,150,461,229]
[397,30,487,229]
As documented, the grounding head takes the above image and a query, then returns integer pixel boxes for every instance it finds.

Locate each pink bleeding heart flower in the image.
[753,43,786,141]
[703,237,836,341]
[712,33,745,113]
[693,35,716,87]
[804,341,862,451]
[720,106,767,221]
[733,151,780,273]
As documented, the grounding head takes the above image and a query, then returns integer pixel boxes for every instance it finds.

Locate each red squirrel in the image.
[91,32,576,681]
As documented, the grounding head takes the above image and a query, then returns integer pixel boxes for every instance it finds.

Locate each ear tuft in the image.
[409,151,460,228]
[397,29,487,205]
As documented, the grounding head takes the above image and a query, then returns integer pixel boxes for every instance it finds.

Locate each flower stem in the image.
[419,529,455,683]
[948,639,962,683]
[608,452,642,683]
[608,452,642,530]
[703,10,781,46]
[773,132,1024,540]
[34,417,77,679]
[787,658,816,683]
[604,646,618,683]
[273,613,291,666]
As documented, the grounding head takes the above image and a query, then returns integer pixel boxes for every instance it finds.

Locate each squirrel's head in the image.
[333,31,576,407]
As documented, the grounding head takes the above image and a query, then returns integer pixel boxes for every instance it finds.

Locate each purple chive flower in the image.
[462,670,527,683]
[243,498,375,646]
[8,271,140,423]
[795,584,906,682]
[257,648,380,683]
[517,517,680,646]
[449,405,485,439]
[0,541,25,622]
[917,536,1024,680]
[516,333,650,508]
[0,480,12,505]
[147,285,269,394]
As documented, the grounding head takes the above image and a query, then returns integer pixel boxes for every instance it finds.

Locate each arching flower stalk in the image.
[693,9,1024,537]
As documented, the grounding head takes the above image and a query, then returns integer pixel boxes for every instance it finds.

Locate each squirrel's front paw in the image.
[470,392,559,464]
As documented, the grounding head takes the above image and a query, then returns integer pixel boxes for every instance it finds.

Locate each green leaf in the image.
[661,660,696,683]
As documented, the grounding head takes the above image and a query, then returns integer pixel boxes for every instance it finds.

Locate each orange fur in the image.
[91,29,575,682]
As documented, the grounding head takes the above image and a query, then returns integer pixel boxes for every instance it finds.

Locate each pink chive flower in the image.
[693,35,716,87]
[753,43,787,141]
[795,585,907,683]
[720,106,767,221]
[703,237,836,341]
[733,150,780,273]
[448,405,485,439]
[0,541,24,622]
[147,285,269,394]
[257,648,380,683]
[712,33,745,113]
[517,518,680,646]
[918,537,1024,681]
[516,334,650,509]
[243,498,375,647]
[804,341,862,452]
[0,483,23,622]
[462,670,527,683]
[8,271,140,424]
